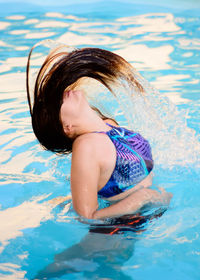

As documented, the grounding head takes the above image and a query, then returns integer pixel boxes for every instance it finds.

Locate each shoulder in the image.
[73,133,101,152]
[72,133,104,163]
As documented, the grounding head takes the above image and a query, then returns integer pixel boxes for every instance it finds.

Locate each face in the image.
[60,89,84,136]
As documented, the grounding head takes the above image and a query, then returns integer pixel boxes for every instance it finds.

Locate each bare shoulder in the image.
[72,133,104,159]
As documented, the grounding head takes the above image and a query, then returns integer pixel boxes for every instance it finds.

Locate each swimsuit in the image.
[96,124,154,198]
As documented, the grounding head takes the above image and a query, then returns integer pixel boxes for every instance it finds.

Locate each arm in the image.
[71,138,172,220]
[93,187,172,219]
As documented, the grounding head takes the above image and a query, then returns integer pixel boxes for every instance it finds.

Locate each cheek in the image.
[60,102,75,124]
[60,104,69,124]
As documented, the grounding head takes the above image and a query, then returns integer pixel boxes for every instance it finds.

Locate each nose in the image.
[63,90,70,101]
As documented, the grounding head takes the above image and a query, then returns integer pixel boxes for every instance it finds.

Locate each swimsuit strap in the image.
[105,122,113,127]
[91,130,107,134]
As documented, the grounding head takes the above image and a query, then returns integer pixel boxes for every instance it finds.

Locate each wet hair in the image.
[26,46,144,154]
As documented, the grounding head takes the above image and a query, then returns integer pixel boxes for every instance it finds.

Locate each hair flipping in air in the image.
[26,46,144,154]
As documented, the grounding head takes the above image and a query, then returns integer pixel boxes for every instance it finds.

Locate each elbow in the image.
[72,200,99,220]
[80,211,97,220]
[75,207,97,220]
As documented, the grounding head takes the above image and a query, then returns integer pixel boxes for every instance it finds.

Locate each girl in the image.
[26,45,172,220]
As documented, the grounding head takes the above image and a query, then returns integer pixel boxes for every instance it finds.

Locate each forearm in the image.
[92,188,171,220]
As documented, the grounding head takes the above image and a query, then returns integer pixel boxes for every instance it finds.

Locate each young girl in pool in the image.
[26,46,172,220]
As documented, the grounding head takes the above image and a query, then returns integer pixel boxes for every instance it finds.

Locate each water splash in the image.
[88,68,200,169]
[83,69,200,168]
[121,70,200,168]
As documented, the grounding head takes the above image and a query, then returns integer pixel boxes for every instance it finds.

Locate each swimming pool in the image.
[0,0,200,279]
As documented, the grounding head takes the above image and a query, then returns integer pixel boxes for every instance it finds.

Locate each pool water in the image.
[0,0,200,279]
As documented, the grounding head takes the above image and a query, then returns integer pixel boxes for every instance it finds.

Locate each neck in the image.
[76,108,110,136]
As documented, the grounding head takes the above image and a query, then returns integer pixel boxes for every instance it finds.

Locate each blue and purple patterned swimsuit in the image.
[97,124,154,198]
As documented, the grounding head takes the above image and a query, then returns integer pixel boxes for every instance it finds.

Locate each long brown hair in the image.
[26,46,144,154]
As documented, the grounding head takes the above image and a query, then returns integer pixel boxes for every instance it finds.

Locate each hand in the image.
[145,187,172,206]
[158,187,173,205]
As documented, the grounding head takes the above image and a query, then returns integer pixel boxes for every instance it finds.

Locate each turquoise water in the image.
[0,0,200,279]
